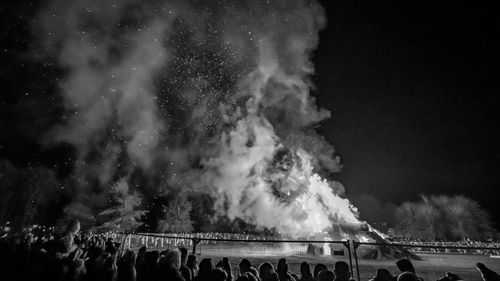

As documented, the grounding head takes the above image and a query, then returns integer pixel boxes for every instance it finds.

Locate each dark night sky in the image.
[1,1,499,227]
[315,1,500,226]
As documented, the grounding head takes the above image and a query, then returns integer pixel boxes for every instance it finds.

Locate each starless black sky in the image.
[314,1,500,227]
[1,1,499,227]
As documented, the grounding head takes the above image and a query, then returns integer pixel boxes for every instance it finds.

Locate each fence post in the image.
[353,241,361,281]
[343,240,354,278]
[119,233,130,257]
[192,238,201,254]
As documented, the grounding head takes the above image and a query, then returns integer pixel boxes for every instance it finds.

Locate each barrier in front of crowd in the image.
[113,233,500,281]
[115,233,357,278]
[352,241,500,281]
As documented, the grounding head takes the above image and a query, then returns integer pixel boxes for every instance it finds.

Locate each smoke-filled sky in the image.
[1,1,500,229]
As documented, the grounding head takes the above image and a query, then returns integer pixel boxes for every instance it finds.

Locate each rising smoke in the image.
[36,0,361,237]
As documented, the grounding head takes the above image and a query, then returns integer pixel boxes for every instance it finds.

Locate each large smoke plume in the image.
[37,0,361,237]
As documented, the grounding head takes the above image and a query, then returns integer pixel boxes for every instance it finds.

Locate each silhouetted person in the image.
[298,262,314,281]
[187,254,198,278]
[213,267,229,281]
[194,258,214,281]
[445,272,462,281]
[142,251,159,281]
[237,272,259,281]
[179,248,192,281]
[314,264,328,281]
[369,268,393,281]
[333,261,350,281]
[157,249,185,281]
[318,270,334,281]
[58,220,80,257]
[84,247,106,281]
[477,263,500,281]
[396,259,415,274]
[396,259,423,281]
[135,246,147,281]
[221,257,233,281]
[259,262,276,281]
[117,250,136,281]
[97,253,118,281]
[240,259,252,275]
[397,272,419,281]
[65,248,87,281]
[277,258,294,281]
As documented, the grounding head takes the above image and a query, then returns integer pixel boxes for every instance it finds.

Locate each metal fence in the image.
[352,242,500,281]
[114,233,500,281]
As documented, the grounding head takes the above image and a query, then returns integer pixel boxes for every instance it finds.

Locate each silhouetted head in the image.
[145,251,159,268]
[138,246,147,254]
[259,262,276,281]
[476,262,500,281]
[374,268,393,281]
[446,272,462,281]
[213,267,228,281]
[300,262,313,279]
[334,261,350,281]
[179,247,188,265]
[164,249,181,269]
[239,259,252,273]
[397,272,419,281]
[314,264,328,280]
[199,258,214,277]
[187,254,197,269]
[318,270,335,281]
[122,250,136,266]
[396,259,415,274]
[277,258,288,274]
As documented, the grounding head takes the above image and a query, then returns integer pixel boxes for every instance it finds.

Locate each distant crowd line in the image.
[3,224,500,254]
[1,220,500,281]
[387,238,500,255]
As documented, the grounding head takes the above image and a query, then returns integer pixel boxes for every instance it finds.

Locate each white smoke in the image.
[200,35,360,237]
[36,0,362,236]
[38,0,175,185]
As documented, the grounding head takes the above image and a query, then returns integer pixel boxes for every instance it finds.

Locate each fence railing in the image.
[353,241,500,281]
[114,233,500,281]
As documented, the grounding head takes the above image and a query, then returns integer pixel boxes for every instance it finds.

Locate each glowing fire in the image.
[202,111,363,238]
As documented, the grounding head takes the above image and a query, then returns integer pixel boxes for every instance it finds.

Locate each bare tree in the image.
[418,196,442,241]
[395,194,495,241]
[394,202,420,239]
[445,196,494,240]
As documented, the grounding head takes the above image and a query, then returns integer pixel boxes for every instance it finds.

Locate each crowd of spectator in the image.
[387,238,500,255]
[127,232,278,248]
[1,220,500,281]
